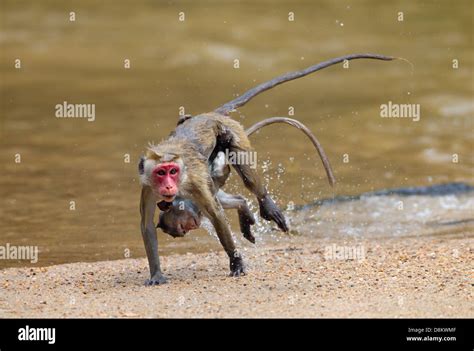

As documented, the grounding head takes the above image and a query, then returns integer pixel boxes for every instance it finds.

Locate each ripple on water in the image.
[290,193,474,239]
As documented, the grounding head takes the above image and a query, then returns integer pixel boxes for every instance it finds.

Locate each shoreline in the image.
[0,235,472,318]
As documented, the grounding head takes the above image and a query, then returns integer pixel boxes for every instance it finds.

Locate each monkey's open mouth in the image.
[162,195,175,202]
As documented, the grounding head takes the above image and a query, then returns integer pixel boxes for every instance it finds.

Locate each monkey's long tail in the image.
[245,117,336,187]
[215,53,395,115]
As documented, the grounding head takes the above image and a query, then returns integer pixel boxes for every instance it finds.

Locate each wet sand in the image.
[0,235,472,318]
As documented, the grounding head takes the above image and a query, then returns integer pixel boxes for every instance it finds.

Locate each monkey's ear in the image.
[177,114,193,126]
[157,201,172,212]
[146,149,163,160]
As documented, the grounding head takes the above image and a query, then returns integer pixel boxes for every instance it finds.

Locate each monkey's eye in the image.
[157,170,166,176]
[170,168,178,175]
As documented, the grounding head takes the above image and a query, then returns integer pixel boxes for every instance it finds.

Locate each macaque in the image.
[139,54,395,284]
[158,117,337,244]
[140,112,283,283]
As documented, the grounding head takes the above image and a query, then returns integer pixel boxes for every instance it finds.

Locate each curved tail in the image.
[246,117,336,187]
[215,53,395,115]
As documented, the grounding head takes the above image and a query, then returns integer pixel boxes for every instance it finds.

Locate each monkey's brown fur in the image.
[148,112,259,202]
[157,116,336,243]
[140,54,396,284]
[142,112,287,282]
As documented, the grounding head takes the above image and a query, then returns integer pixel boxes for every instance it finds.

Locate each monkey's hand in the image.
[258,195,289,232]
[229,253,246,277]
[145,273,168,286]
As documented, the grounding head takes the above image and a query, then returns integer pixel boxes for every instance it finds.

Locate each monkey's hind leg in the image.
[231,154,289,232]
[216,122,288,231]
[192,186,246,277]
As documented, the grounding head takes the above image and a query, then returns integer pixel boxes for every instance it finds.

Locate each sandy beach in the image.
[0,235,471,318]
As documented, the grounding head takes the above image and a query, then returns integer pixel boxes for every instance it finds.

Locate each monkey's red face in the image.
[152,162,180,202]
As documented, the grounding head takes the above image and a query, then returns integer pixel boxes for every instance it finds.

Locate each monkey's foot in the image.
[239,212,256,244]
[229,255,246,277]
[243,231,256,244]
[145,273,168,286]
[259,195,289,232]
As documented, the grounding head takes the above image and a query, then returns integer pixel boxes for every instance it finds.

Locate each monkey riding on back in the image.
[139,54,396,285]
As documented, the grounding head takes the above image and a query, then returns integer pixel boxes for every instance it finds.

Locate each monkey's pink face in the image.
[152,162,180,202]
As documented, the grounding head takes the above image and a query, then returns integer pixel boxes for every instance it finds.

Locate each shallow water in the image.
[0,1,473,267]
[292,191,474,239]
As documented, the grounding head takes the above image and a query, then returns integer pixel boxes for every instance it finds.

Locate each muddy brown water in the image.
[1,1,472,267]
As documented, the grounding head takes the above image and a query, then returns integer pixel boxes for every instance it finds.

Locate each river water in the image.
[1,0,472,267]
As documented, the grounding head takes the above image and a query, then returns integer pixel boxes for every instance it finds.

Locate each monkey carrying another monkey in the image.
[139,54,396,285]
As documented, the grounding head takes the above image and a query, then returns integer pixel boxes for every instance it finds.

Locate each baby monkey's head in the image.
[157,198,202,237]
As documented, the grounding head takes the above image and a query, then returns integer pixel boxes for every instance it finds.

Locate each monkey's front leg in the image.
[197,193,246,277]
[140,186,168,285]
[217,190,256,244]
